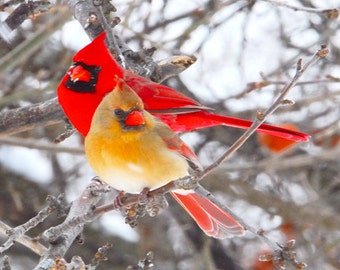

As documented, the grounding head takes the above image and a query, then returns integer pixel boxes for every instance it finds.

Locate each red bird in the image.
[57,32,309,142]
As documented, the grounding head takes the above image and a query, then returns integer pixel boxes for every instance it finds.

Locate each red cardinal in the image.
[57,32,309,142]
[85,78,245,238]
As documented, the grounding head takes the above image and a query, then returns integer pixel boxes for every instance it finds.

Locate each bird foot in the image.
[113,190,127,208]
[174,175,199,190]
[117,188,169,228]
[112,191,143,228]
[137,188,169,217]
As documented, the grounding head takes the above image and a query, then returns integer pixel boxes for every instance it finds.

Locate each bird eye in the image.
[65,62,101,93]
[114,109,125,118]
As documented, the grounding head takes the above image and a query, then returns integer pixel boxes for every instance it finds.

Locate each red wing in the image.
[125,71,208,111]
[162,134,202,171]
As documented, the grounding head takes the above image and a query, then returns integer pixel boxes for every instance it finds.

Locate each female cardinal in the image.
[85,77,245,238]
[57,32,309,143]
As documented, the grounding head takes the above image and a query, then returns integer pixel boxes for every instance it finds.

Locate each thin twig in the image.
[230,77,340,100]
[263,0,339,16]
[218,148,340,172]
[0,255,11,270]
[0,221,47,256]
[0,6,71,73]
[0,136,84,154]
[0,195,65,254]
[200,45,329,179]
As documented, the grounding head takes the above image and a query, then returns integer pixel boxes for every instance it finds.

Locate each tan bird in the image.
[85,77,244,238]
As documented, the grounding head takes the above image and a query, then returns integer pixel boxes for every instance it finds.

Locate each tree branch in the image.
[0,98,65,138]
[0,136,84,155]
[34,179,106,270]
[200,45,329,178]
[0,220,47,256]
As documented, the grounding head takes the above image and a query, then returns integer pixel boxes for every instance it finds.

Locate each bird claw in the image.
[112,191,143,228]
[138,188,169,217]
[145,193,168,217]
[113,190,127,209]
[119,188,169,228]
[138,187,151,204]
[174,175,199,190]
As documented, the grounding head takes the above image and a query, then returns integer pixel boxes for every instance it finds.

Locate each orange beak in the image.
[125,110,145,126]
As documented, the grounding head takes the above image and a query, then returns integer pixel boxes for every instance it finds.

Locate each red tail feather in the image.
[157,111,309,142]
[170,191,245,239]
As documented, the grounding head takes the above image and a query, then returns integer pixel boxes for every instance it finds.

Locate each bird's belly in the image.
[85,136,189,193]
[98,165,173,193]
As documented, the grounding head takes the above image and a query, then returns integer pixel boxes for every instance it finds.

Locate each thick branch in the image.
[34,180,105,270]
[0,98,65,138]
